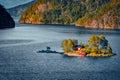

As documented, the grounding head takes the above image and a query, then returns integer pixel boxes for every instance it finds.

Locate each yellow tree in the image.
[68,39,73,52]
[88,34,99,47]
[83,46,91,54]
[100,48,106,54]
[91,47,99,54]
[62,39,68,52]
[62,39,77,53]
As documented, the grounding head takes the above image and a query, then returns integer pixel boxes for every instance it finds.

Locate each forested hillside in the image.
[19,0,120,29]
[77,0,120,29]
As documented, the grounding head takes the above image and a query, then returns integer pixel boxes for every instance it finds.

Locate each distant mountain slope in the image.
[7,1,35,17]
[76,0,120,29]
[0,4,15,29]
[19,0,120,29]
[0,0,34,9]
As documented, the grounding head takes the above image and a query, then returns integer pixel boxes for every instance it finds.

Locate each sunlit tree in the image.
[88,34,99,47]
[100,48,106,54]
[62,39,78,53]
[82,46,91,54]
[62,39,68,52]
[68,39,73,52]
[91,47,99,54]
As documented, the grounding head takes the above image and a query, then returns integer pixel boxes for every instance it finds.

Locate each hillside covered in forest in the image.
[19,0,120,29]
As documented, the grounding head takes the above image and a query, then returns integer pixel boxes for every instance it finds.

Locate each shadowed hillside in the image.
[0,4,15,29]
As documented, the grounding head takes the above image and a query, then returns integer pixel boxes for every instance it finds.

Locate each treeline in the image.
[77,0,120,29]
[19,0,120,29]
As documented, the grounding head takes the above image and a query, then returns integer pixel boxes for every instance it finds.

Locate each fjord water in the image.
[0,23,120,80]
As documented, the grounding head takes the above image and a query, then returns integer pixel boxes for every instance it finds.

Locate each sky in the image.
[0,0,34,9]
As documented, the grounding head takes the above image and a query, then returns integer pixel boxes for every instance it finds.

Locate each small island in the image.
[62,34,115,57]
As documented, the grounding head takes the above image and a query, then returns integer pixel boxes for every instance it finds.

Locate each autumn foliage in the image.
[62,34,113,57]
[19,0,119,29]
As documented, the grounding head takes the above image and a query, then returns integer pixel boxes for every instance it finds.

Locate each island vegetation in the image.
[62,34,114,57]
[19,0,120,29]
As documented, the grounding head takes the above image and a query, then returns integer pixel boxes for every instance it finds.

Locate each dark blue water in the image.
[0,24,120,80]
